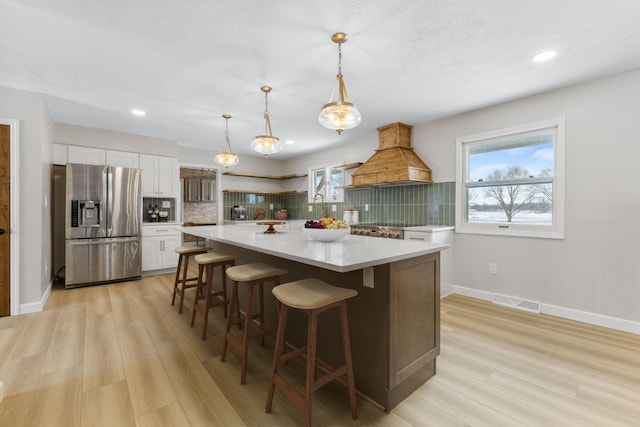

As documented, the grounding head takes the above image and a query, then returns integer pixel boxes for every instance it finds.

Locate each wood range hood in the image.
[350,122,432,187]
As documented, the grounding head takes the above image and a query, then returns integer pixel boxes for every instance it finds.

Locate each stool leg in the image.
[190,263,205,327]
[171,254,184,306]
[340,302,358,420]
[266,303,288,413]
[240,282,255,385]
[304,310,319,427]
[221,263,229,318]
[178,254,190,314]
[221,280,239,362]
[201,263,214,340]
[234,281,241,330]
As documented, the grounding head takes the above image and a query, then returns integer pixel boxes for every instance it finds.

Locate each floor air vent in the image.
[492,293,541,314]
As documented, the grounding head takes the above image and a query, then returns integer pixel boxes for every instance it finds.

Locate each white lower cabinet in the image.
[404,227,454,296]
[142,226,181,271]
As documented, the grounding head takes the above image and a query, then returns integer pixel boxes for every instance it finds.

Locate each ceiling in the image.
[2,0,640,160]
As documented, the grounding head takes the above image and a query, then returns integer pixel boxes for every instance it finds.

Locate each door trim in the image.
[0,118,20,315]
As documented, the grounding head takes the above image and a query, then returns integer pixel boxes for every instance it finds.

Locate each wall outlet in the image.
[331,204,337,212]
[269,204,274,210]
[365,204,369,211]
[308,205,313,212]
[363,267,374,288]
[489,263,498,275]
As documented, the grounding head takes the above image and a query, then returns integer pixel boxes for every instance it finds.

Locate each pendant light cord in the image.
[337,41,343,76]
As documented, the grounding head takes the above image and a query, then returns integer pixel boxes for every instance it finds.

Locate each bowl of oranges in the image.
[303,218,350,241]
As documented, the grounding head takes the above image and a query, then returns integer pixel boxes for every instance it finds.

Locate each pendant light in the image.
[318,32,361,135]
[251,86,281,156]
[215,114,239,168]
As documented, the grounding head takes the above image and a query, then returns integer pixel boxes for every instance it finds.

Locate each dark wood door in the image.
[0,124,10,316]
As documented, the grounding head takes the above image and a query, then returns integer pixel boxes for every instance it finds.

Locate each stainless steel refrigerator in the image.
[65,163,142,288]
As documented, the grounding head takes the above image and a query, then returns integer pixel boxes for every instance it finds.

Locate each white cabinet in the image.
[68,146,106,165]
[140,154,179,198]
[53,143,68,165]
[404,227,454,296]
[54,145,140,168]
[106,150,139,168]
[142,226,180,271]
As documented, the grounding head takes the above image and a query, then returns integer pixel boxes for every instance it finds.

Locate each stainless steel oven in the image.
[350,224,404,239]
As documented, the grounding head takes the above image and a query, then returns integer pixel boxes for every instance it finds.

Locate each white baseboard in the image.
[450,285,640,336]
[19,280,52,315]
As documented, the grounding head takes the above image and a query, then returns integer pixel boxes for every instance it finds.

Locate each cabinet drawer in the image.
[404,231,433,242]
[142,225,180,237]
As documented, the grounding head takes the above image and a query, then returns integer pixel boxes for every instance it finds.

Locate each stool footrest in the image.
[281,346,306,363]
[313,365,348,391]
[273,374,305,411]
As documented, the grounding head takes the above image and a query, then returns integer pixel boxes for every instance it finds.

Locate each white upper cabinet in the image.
[140,154,178,197]
[106,150,140,168]
[68,146,106,166]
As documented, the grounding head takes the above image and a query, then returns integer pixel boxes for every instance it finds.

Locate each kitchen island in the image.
[181,225,448,411]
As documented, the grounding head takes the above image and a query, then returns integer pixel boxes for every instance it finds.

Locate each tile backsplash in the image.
[223,181,455,226]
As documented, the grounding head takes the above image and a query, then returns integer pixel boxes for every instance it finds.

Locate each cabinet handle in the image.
[409,237,425,241]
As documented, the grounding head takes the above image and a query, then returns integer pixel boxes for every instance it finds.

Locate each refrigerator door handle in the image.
[66,236,140,246]
[105,166,113,236]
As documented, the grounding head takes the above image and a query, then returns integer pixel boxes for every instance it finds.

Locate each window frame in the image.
[307,164,345,203]
[455,117,565,239]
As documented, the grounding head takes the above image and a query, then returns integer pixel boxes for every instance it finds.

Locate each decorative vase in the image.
[274,210,288,220]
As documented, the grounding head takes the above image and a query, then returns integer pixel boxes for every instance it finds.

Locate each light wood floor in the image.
[0,273,639,426]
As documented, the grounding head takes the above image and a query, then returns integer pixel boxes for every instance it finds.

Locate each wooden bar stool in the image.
[221,262,288,385]
[266,278,358,427]
[190,252,236,340]
[171,246,208,313]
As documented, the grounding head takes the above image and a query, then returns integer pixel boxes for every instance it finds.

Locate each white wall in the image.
[54,122,177,157]
[0,86,52,309]
[414,68,640,324]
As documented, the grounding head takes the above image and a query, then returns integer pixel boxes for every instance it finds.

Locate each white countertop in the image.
[181,225,448,273]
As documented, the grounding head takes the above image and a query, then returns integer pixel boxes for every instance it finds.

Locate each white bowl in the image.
[303,227,350,242]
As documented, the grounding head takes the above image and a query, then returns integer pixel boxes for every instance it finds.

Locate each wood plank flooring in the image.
[0,273,638,426]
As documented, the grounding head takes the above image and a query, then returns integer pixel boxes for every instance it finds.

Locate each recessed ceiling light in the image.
[131,109,146,116]
[533,50,557,63]
[285,140,295,145]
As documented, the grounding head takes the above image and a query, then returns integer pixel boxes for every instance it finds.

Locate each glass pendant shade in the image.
[251,134,281,155]
[319,32,361,135]
[252,86,281,156]
[215,151,239,168]
[214,114,239,168]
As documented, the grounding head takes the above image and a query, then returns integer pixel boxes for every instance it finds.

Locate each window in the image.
[308,165,345,203]
[456,117,565,238]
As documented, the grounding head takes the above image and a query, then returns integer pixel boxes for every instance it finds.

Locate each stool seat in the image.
[175,245,208,255]
[194,252,236,264]
[272,278,358,309]
[226,263,287,282]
